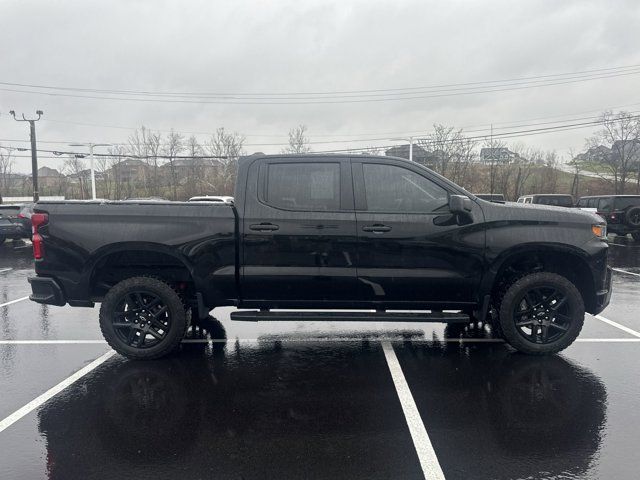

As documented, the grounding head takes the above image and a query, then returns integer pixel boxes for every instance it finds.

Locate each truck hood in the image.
[481,201,604,225]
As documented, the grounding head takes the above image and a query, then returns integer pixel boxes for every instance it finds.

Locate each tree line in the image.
[0,112,638,201]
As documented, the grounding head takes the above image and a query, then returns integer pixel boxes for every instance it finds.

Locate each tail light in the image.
[31,213,48,260]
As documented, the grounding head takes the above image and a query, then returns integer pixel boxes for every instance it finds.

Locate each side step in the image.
[230,311,469,323]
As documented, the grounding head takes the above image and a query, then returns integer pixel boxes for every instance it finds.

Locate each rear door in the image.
[241,157,358,305]
[352,159,485,306]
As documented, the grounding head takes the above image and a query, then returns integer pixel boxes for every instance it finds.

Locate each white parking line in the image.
[593,314,640,338]
[0,296,29,308]
[0,350,115,434]
[612,267,640,278]
[1,337,640,345]
[382,341,445,480]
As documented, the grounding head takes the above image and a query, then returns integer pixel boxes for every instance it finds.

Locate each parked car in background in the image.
[0,203,33,244]
[474,194,505,202]
[577,195,640,241]
[188,195,234,204]
[517,194,574,207]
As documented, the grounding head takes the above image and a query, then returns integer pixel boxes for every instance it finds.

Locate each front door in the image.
[352,159,485,307]
[241,158,358,306]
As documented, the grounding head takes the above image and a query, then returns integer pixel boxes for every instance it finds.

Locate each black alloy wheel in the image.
[512,286,572,344]
[112,291,171,349]
[100,276,187,360]
[498,272,585,355]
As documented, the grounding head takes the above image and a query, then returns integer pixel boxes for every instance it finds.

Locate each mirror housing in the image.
[449,195,473,214]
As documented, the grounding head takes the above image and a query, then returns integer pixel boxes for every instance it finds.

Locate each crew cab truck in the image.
[29,154,612,360]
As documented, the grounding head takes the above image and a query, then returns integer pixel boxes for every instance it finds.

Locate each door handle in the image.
[250,223,280,232]
[362,224,392,233]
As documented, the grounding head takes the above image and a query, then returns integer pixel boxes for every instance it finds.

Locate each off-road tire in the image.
[498,272,584,355]
[625,206,640,228]
[100,276,187,360]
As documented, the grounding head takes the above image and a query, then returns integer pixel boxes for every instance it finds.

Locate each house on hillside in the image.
[479,147,519,164]
[107,158,148,184]
[161,157,220,178]
[385,144,436,167]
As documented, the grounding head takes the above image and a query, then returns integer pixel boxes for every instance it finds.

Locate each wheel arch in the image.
[86,242,199,299]
[482,243,597,313]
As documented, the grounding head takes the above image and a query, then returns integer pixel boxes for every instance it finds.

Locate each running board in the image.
[230,311,469,323]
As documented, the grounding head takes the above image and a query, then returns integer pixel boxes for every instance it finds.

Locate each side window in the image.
[361,163,448,213]
[598,197,613,211]
[265,162,340,211]
[524,197,532,204]
[517,197,524,203]
[587,198,597,208]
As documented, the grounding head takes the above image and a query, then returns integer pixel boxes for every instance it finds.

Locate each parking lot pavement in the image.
[0,240,639,479]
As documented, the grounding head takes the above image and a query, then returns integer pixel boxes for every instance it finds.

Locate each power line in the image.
[3,114,634,161]
[12,99,636,140]
[2,69,639,105]
[3,109,639,148]
[2,63,639,97]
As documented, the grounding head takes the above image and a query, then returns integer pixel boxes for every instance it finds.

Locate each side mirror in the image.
[449,195,473,214]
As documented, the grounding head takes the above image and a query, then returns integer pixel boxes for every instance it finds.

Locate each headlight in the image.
[592,224,607,239]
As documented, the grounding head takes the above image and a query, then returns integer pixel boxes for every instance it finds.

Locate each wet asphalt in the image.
[0,238,639,479]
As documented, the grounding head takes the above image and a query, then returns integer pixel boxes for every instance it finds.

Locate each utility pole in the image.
[10,110,43,202]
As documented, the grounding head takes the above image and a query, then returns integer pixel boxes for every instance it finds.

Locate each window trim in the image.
[257,159,352,213]
[352,160,452,214]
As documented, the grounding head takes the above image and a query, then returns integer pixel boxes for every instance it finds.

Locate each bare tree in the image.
[481,137,507,195]
[63,155,87,199]
[282,125,311,154]
[129,126,162,197]
[205,128,245,195]
[584,111,640,194]
[0,146,15,196]
[162,130,184,200]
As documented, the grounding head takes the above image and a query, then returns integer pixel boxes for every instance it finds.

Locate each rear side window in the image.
[536,196,573,207]
[265,162,340,211]
[613,197,640,210]
[598,197,613,211]
[362,163,448,213]
[524,197,532,204]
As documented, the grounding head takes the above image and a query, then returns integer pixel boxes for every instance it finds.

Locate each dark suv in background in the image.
[577,195,640,241]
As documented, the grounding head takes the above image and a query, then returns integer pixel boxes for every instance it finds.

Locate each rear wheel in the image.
[498,272,584,355]
[625,206,640,228]
[99,276,187,360]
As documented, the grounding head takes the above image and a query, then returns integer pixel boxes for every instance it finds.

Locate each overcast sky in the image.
[1,0,639,172]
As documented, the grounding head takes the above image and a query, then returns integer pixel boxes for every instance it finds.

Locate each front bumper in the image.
[28,276,66,306]
[593,266,613,315]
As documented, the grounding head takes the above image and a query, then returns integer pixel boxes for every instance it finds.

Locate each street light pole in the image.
[9,110,43,202]
[409,136,414,162]
[69,143,110,200]
[389,136,415,162]
[89,143,96,200]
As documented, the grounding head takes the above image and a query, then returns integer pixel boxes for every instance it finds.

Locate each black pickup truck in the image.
[29,154,612,359]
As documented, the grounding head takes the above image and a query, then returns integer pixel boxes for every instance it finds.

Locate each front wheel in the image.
[498,272,585,355]
[99,276,187,360]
